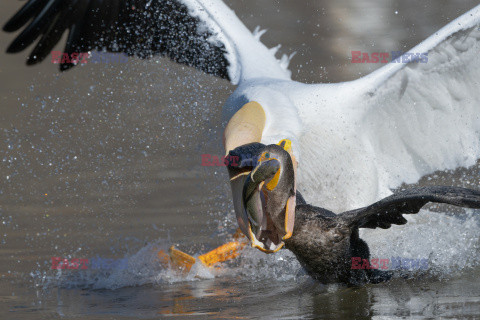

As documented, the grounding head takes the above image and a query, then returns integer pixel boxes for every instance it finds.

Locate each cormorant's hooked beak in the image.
[241,140,296,253]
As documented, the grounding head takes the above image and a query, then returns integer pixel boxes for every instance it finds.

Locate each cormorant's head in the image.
[242,140,296,253]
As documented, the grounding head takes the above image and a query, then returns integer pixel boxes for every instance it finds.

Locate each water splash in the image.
[363,209,480,278]
[32,207,479,291]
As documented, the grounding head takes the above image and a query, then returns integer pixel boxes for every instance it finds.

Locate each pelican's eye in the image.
[265,152,270,159]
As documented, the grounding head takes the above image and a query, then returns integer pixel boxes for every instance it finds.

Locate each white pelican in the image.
[4,0,480,253]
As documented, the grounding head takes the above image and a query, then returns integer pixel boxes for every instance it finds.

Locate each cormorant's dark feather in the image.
[338,186,480,229]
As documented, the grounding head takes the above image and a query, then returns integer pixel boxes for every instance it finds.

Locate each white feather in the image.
[180,0,292,84]
[252,26,267,41]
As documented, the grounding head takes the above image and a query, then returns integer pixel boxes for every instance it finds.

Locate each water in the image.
[1,0,479,319]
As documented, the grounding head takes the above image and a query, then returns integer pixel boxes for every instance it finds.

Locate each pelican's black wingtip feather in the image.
[8,0,66,53]
[4,0,231,79]
[3,0,49,32]
[59,63,75,71]
[26,55,39,66]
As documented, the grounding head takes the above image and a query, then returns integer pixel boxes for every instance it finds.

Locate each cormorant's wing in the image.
[339,186,480,229]
[345,4,480,191]
[3,0,292,84]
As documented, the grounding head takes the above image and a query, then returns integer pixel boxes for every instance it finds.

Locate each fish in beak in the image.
[241,140,296,253]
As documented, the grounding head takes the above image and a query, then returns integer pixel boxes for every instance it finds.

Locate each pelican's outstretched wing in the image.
[3,0,292,84]
[296,5,480,209]
[349,5,480,190]
[338,186,480,229]
[291,5,480,210]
